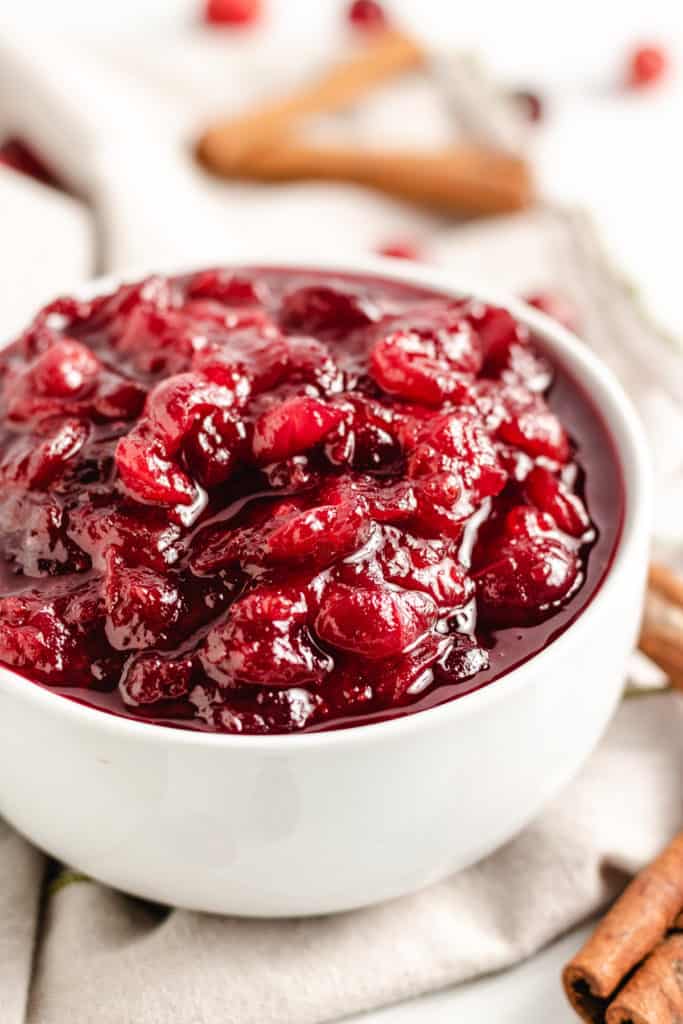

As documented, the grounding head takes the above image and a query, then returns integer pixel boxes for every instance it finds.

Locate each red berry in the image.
[115,424,197,507]
[265,504,371,568]
[104,550,183,651]
[186,270,265,305]
[475,532,579,626]
[627,44,668,88]
[203,0,261,26]
[280,284,379,335]
[347,0,388,31]
[32,339,100,398]
[252,396,346,463]
[0,138,60,187]
[120,654,193,707]
[524,465,590,538]
[512,90,543,123]
[435,635,490,683]
[377,239,421,260]
[200,587,331,688]
[315,583,436,659]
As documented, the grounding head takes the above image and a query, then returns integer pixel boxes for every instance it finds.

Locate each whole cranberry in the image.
[0,138,59,187]
[252,396,347,463]
[203,0,261,26]
[347,0,388,31]
[32,339,100,398]
[475,532,579,627]
[512,90,544,123]
[627,44,669,88]
[315,583,436,659]
[377,239,422,261]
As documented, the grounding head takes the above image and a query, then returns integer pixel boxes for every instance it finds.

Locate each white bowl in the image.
[0,257,651,917]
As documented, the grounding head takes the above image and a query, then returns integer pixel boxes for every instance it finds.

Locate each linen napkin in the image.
[1,18,682,1024]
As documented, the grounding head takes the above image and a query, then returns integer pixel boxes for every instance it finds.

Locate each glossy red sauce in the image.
[0,268,624,734]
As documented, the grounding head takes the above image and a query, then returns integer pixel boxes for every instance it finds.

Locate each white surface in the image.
[0,0,673,1015]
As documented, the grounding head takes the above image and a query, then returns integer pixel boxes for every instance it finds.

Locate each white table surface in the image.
[0,1,679,1019]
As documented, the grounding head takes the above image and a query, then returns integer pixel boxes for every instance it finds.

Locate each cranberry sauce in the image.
[0,268,623,734]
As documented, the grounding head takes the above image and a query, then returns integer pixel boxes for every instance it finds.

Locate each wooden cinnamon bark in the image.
[222,142,533,215]
[197,29,424,174]
[639,564,683,691]
[563,834,683,1022]
[606,934,683,1024]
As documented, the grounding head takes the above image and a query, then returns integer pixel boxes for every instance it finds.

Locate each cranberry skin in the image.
[627,44,668,88]
[286,335,343,393]
[0,138,59,187]
[203,0,261,26]
[475,532,579,626]
[318,473,417,525]
[210,687,325,734]
[370,304,482,406]
[192,325,288,395]
[524,465,590,538]
[186,270,265,306]
[372,527,471,608]
[32,339,100,398]
[377,239,421,260]
[183,408,247,488]
[512,89,543,122]
[120,654,193,706]
[496,391,571,463]
[104,551,183,651]
[68,503,184,573]
[333,396,403,470]
[1,418,89,490]
[252,396,346,463]
[407,411,508,503]
[280,285,379,335]
[200,588,332,688]
[0,594,89,684]
[435,635,490,683]
[370,330,472,406]
[315,583,437,659]
[347,0,388,30]
[115,424,197,507]
[265,503,371,568]
[471,305,529,374]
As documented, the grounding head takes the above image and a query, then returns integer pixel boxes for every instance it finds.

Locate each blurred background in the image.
[0,0,682,329]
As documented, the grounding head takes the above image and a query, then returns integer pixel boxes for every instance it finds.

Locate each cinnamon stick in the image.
[197,29,424,174]
[563,833,683,1022]
[639,564,683,692]
[222,142,533,216]
[605,934,683,1024]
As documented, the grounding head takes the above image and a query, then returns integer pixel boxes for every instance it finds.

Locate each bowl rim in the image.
[0,254,652,750]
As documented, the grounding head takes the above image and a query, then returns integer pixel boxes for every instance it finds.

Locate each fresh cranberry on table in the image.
[203,0,261,27]
[377,239,422,261]
[512,90,544,123]
[347,0,389,31]
[0,138,60,188]
[0,267,621,734]
[626,44,669,88]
